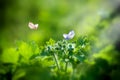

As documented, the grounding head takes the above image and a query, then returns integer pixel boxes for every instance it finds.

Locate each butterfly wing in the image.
[28,22,34,29]
[28,22,38,29]
[63,34,69,39]
[68,30,75,39]
[34,24,38,29]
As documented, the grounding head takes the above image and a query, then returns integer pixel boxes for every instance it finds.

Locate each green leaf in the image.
[1,48,19,64]
[46,38,55,46]
[16,41,39,62]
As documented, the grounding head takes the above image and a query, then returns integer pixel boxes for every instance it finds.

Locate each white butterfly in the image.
[63,30,75,40]
[28,22,38,29]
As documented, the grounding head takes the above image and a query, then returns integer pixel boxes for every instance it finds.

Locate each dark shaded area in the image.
[80,57,120,80]
[115,40,120,52]
[109,4,120,20]
[80,58,111,80]
[0,0,14,30]
[0,63,13,80]
[0,0,6,29]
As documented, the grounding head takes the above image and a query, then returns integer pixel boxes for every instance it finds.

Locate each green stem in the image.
[53,53,60,70]
[65,62,68,72]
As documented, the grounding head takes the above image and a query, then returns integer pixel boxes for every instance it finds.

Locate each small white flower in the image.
[63,30,75,40]
[28,22,38,29]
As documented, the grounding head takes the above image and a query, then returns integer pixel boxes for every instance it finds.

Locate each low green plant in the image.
[0,35,91,80]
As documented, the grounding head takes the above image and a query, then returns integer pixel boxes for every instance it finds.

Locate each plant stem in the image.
[53,53,60,70]
[65,62,68,72]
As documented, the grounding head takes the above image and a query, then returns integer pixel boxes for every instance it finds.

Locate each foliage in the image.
[0,36,91,80]
[0,0,120,80]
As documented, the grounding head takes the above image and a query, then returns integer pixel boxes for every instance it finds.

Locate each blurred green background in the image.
[0,0,120,80]
[0,0,117,48]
